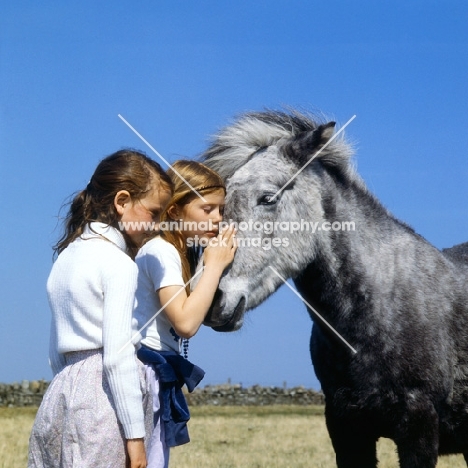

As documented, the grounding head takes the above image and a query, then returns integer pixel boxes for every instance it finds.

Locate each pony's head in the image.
[200,110,354,331]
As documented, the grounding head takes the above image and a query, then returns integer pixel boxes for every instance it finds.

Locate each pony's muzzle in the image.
[212,295,246,332]
[203,289,247,332]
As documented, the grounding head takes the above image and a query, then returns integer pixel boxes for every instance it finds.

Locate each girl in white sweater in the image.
[28,150,173,468]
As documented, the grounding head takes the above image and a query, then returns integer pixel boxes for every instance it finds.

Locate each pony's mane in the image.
[200,109,354,180]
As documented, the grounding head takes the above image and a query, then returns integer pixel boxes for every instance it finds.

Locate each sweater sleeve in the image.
[101,254,146,439]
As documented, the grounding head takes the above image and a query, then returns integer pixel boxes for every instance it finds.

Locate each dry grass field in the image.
[2,405,466,468]
[0,407,37,468]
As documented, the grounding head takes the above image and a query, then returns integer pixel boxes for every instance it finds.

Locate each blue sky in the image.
[1,1,467,389]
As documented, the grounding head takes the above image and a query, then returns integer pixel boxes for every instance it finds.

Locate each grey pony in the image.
[199,109,468,468]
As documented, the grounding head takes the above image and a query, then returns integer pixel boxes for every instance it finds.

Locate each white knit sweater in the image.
[47,222,145,439]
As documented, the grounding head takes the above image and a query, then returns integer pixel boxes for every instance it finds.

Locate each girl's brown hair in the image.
[54,149,173,256]
[161,160,225,290]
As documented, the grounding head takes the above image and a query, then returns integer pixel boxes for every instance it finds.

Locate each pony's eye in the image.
[258,194,277,206]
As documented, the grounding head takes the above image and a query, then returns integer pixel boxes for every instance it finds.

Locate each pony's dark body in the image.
[292,170,468,467]
[296,189,468,466]
[199,110,468,467]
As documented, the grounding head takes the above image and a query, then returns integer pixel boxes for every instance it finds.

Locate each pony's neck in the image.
[294,168,418,320]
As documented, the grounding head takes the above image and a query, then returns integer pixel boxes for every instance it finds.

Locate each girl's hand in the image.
[203,225,237,272]
[158,225,237,339]
[126,438,147,468]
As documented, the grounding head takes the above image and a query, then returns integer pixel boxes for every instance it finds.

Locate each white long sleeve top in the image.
[47,222,145,439]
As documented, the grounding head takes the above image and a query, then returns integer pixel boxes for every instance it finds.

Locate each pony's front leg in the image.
[325,411,378,468]
[394,402,439,468]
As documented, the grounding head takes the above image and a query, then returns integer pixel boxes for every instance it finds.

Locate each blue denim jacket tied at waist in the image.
[137,345,205,447]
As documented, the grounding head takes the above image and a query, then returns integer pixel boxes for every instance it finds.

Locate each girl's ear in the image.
[114,190,132,216]
[166,204,180,220]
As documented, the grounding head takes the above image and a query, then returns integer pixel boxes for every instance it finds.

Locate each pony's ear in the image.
[319,122,336,143]
[283,121,336,163]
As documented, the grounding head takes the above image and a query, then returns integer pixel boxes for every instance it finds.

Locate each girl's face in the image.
[178,190,225,242]
[120,188,172,247]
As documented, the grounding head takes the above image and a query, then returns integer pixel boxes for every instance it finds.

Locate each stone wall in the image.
[186,384,324,406]
[0,380,324,407]
[0,380,50,407]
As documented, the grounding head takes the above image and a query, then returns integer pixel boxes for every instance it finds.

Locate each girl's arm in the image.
[158,226,237,338]
[101,255,146,440]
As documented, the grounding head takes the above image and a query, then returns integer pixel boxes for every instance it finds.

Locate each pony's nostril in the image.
[203,288,225,327]
[212,288,225,309]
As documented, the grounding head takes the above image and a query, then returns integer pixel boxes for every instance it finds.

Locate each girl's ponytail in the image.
[54,189,93,255]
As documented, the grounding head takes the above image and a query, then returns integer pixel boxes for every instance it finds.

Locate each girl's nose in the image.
[213,209,223,223]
